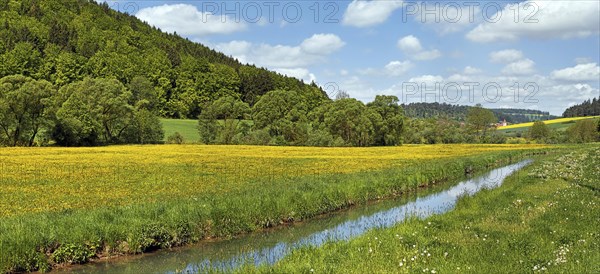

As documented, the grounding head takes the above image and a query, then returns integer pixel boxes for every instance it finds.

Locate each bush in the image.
[506,137,529,144]
[122,109,165,144]
[166,132,185,144]
[566,119,599,143]
[238,128,271,145]
[52,243,95,264]
[269,135,288,146]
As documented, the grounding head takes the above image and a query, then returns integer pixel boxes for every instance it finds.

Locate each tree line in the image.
[0,75,163,146]
[196,95,516,146]
[563,97,600,117]
[401,102,556,123]
[198,92,405,147]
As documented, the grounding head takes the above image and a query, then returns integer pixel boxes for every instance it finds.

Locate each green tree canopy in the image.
[252,89,308,142]
[199,96,250,144]
[467,104,497,136]
[566,119,600,143]
[53,77,134,145]
[529,121,550,141]
[0,75,54,146]
[367,95,405,146]
[318,98,378,147]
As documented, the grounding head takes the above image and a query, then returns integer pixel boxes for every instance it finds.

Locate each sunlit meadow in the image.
[0,144,547,217]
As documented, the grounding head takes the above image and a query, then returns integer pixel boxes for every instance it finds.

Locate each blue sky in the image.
[104,1,599,115]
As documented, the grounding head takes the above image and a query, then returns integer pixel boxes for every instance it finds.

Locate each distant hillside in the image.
[563,97,600,117]
[490,108,557,124]
[0,0,327,118]
[401,102,556,123]
[401,103,471,121]
[497,116,600,136]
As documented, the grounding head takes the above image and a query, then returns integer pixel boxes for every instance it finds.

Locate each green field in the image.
[160,119,200,143]
[245,145,600,273]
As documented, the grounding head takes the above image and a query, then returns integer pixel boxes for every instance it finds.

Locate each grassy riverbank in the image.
[247,145,599,273]
[0,145,549,272]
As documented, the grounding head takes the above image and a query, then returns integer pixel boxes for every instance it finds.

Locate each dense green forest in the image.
[401,102,556,123]
[0,0,327,119]
[563,97,600,117]
[401,102,471,121]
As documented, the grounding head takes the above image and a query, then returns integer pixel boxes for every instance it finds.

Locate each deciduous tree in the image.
[529,121,550,141]
[0,75,54,146]
[53,78,133,145]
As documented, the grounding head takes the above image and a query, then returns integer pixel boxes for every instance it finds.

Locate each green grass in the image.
[160,119,200,143]
[0,149,546,273]
[245,145,600,273]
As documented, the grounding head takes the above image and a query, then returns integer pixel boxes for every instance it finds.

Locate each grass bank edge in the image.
[0,148,554,273]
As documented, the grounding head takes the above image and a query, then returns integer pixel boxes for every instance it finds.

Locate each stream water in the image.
[61,160,531,273]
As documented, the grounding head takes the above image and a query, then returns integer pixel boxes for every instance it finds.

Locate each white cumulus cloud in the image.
[343,0,404,27]
[299,34,346,55]
[501,59,536,76]
[489,49,524,64]
[384,61,413,76]
[215,34,345,69]
[397,35,442,61]
[551,63,600,82]
[136,4,246,37]
[213,34,345,83]
[397,35,422,53]
[467,1,600,43]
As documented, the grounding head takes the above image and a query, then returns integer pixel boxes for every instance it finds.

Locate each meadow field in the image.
[245,145,600,273]
[0,144,549,272]
[160,119,200,143]
[497,116,600,133]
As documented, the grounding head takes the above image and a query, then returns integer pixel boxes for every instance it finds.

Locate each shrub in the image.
[166,132,185,144]
[52,243,95,264]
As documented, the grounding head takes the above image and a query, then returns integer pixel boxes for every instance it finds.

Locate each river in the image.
[61,160,531,273]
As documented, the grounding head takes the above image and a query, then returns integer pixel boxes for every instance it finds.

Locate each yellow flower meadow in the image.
[0,144,547,217]
[498,116,599,130]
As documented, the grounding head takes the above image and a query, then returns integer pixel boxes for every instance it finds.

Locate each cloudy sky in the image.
[105,1,598,115]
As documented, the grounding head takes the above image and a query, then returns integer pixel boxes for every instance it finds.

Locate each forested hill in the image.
[563,97,600,117]
[490,108,557,124]
[402,102,556,123]
[0,0,328,118]
[402,102,471,121]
